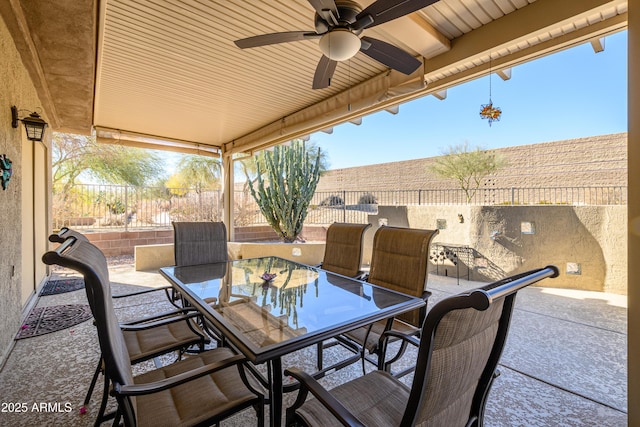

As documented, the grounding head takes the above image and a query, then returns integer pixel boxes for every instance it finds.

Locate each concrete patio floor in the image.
[0,259,627,426]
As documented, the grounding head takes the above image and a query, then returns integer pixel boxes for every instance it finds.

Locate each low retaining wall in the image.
[78,225,328,257]
[227,242,325,266]
[83,230,174,257]
[134,242,326,271]
[370,205,627,294]
[75,209,627,294]
[124,225,328,270]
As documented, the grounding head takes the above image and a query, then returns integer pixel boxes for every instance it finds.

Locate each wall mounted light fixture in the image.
[11,106,48,142]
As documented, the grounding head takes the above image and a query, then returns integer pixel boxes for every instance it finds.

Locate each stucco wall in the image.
[369,205,627,294]
[0,15,48,366]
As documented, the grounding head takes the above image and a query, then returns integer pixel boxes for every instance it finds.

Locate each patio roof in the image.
[0,0,627,156]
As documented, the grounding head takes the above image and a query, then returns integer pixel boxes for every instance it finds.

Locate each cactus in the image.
[248,141,321,243]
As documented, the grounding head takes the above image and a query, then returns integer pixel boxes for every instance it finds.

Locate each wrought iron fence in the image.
[53,184,627,230]
[52,184,222,231]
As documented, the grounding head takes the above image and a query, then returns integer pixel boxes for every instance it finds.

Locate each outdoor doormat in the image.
[40,277,85,296]
[15,304,92,340]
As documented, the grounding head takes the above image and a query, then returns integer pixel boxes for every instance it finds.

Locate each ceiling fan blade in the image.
[360,36,421,75]
[307,0,340,24]
[235,31,319,49]
[354,0,440,29]
[312,55,338,89]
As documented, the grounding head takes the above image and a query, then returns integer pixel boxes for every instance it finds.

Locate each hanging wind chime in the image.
[479,54,502,126]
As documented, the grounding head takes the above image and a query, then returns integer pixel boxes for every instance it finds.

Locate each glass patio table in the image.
[160,256,425,427]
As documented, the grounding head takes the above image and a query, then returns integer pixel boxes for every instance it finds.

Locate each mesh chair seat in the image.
[123,320,204,363]
[296,371,408,427]
[134,347,262,427]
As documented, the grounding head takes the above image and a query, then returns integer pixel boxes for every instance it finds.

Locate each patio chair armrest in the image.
[120,307,198,325]
[119,312,201,331]
[113,354,246,396]
[112,285,174,298]
[381,330,420,348]
[284,367,366,427]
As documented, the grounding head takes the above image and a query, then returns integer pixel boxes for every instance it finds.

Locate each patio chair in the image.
[172,221,228,266]
[285,265,559,427]
[318,222,371,278]
[172,221,229,338]
[43,236,265,426]
[341,226,438,375]
[316,222,371,372]
[49,227,181,307]
[43,237,213,425]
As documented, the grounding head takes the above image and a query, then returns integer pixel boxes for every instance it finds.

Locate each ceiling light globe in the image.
[318,29,361,61]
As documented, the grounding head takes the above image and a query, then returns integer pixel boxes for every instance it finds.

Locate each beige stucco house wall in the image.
[0,15,50,365]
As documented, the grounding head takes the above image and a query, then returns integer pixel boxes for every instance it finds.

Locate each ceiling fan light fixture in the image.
[318,29,361,61]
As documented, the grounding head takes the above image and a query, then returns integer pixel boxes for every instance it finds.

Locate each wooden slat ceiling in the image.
[1,0,627,155]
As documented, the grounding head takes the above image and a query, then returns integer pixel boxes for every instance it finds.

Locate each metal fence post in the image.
[124,185,129,232]
[343,190,346,222]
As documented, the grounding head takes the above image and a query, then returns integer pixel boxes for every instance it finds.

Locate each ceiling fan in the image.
[234,0,440,89]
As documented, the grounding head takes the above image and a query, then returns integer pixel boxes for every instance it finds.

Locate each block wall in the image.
[317,133,627,192]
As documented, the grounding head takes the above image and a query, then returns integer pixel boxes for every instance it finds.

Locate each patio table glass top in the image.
[160,256,424,363]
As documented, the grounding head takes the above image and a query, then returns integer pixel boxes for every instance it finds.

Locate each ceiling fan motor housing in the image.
[314,0,364,34]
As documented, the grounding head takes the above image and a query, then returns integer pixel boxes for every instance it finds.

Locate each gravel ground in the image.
[105,254,135,266]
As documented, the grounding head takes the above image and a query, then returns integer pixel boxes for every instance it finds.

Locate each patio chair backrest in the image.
[173,221,227,266]
[404,266,559,426]
[321,222,371,277]
[368,226,438,327]
[42,238,138,416]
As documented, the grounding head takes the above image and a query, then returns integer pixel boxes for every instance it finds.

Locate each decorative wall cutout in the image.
[566,262,582,275]
[436,219,447,230]
[521,221,536,234]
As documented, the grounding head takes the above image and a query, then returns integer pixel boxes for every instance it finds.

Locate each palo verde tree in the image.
[248,140,322,242]
[52,132,163,196]
[165,154,222,220]
[429,142,507,203]
[52,132,164,225]
[166,154,221,195]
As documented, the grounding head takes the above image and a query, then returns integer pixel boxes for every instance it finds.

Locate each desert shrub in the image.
[320,194,344,206]
[358,193,377,204]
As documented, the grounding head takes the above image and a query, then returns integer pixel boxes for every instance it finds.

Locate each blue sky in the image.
[311,30,627,170]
